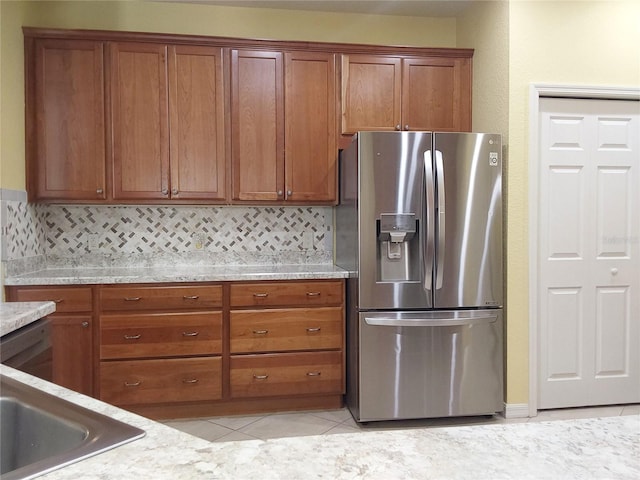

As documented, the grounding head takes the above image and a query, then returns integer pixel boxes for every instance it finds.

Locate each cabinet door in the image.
[110,42,169,200]
[51,315,94,396]
[168,45,227,201]
[31,39,106,201]
[284,52,337,203]
[341,54,401,134]
[402,57,472,132]
[231,49,284,201]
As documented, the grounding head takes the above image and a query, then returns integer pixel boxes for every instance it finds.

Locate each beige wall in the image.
[506,0,640,405]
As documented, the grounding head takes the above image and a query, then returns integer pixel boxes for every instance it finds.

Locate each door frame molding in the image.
[527,84,640,417]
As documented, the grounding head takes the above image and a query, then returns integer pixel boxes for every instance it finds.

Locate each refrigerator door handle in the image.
[423,150,435,292]
[364,314,498,327]
[435,150,446,290]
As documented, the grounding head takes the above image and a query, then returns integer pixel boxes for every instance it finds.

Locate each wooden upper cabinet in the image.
[169,45,226,201]
[341,54,401,133]
[341,54,472,134]
[28,39,106,201]
[231,49,284,202]
[110,43,227,202]
[110,42,169,200]
[231,49,337,204]
[284,52,337,203]
[402,57,471,132]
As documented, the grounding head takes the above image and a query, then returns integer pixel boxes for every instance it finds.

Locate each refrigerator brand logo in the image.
[489,152,499,166]
[485,301,499,305]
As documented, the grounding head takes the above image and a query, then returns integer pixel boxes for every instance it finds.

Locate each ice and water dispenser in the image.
[376,213,420,282]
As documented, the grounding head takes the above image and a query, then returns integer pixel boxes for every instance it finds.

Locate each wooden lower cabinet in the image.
[100,357,222,405]
[5,285,95,396]
[8,279,345,418]
[51,315,94,395]
[230,351,343,398]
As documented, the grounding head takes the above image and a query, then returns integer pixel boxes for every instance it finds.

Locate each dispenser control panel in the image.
[378,213,416,243]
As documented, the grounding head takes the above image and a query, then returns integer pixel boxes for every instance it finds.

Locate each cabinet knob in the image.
[405,125,409,130]
[287,190,292,196]
[395,124,401,130]
[96,188,104,195]
[611,268,619,275]
[171,188,178,195]
[161,188,169,195]
[81,321,89,328]
[277,190,283,196]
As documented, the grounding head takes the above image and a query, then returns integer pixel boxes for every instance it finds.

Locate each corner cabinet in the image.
[5,286,96,396]
[25,38,106,202]
[231,50,337,204]
[341,53,472,134]
[110,43,227,201]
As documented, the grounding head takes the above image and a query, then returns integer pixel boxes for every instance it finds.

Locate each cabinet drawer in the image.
[101,285,222,311]
[100,357,222,405]
[100,311,222,359]
[230,307,343,353]
[230,351,343,398]
[230,281,343,307]
[9,286,92,313]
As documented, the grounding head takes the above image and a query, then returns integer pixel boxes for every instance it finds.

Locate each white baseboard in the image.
[503,403,530,419]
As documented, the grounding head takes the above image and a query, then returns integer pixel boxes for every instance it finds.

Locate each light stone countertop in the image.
[0,301,56,336]
[1,365,639,480]
[4,264,349,286]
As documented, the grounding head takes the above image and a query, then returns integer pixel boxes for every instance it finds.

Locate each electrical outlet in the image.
[192,232,206,250]
[87,233,99,251]
[302,231,314,250]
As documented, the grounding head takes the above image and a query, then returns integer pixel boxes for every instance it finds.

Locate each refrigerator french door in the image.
[336,131,503,422]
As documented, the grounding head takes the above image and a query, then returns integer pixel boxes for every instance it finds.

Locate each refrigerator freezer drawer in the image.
[352,309,503,422]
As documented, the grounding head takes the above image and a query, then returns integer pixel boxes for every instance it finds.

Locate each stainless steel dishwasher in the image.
[1,318,53,381]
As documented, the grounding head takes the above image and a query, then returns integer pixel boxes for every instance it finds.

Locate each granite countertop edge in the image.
[0,301,56,337]
[4,264,351,286]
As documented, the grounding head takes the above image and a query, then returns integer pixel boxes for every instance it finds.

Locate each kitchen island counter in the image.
[0,301,56,336]
[4,263,348,286]
[1,366,638,480]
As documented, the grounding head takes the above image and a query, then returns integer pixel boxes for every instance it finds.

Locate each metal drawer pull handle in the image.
[182,378,199,384]
[53,298,64,304]
[124,334,142,340]
[306,327,321,333]
[182,331,199,337]
[253,293,269,298]
[124,381,141,387]
[253,329,269,335]
[124,297,141,301]
[253,374,269,380]
[306,372,322,377]
[306,292,321,297]
[183,295,199,300]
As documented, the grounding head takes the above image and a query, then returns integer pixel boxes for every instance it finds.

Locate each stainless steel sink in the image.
[0,375,145,479]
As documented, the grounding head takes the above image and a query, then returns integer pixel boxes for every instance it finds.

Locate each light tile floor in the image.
[163,403,640,443]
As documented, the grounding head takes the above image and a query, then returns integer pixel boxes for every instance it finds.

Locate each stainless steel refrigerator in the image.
[336,131,503,422]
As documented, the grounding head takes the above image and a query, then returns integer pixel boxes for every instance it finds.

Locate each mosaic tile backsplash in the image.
[4,202,334,273]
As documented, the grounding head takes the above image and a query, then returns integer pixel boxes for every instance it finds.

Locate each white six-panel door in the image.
[538,97,640,409]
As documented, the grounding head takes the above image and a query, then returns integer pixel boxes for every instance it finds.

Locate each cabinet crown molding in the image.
[22,27,474,58]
